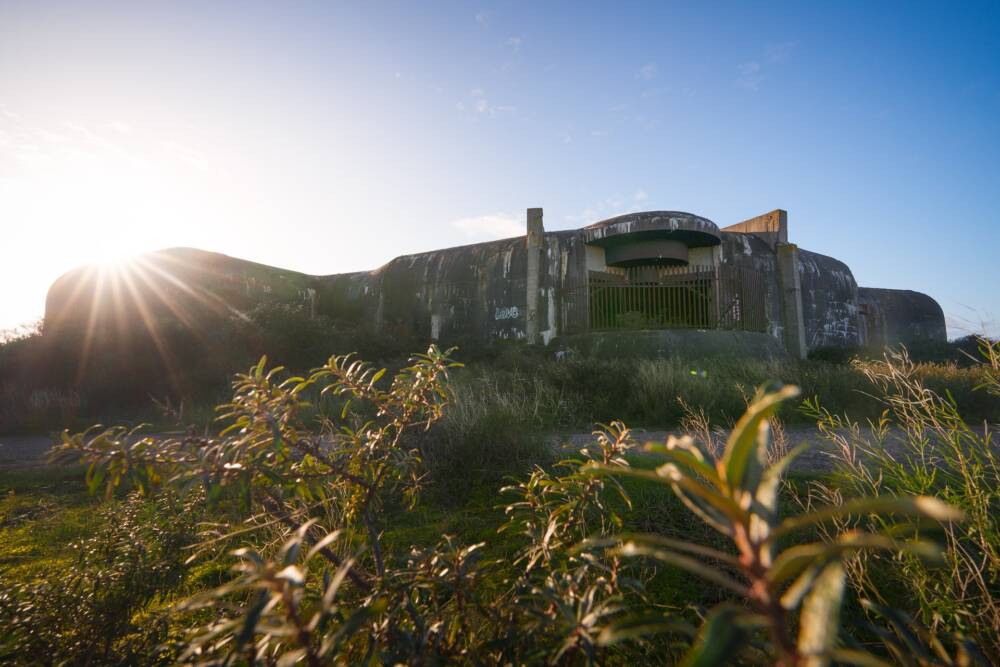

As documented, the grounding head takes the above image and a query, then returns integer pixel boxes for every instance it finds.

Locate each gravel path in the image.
[0,435,62,470]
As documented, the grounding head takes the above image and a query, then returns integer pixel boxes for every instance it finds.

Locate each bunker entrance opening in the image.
[587,265,767,332]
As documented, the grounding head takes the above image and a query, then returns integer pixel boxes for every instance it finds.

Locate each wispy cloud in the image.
[737,41,795,91]
[457,88,515,117]
[636,63,658,81]
[475,10,490,26]
[736,61,763,91]
[565,191,649,224]
[765,41,797,63]
[0,113,150,172]
[452,213,523,240]
[507,35,524,52]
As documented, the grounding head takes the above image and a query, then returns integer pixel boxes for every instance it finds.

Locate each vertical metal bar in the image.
[645,283,650,326]
[658,281,664,326]
[702,273,707,327]
[642,284,647,326]
[705,272,710,327]
[696,274,701,327]
[682,279,687,327]
[667,281,672,327]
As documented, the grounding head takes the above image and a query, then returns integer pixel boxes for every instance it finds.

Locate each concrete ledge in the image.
[555,329,788,360]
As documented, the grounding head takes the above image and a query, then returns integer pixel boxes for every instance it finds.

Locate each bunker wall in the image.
[797,249,863,351]
[858,287,947,346]
[719,233,784,342]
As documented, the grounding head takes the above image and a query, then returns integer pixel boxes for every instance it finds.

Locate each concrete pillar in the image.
[720,209,788,250]
[525,207,544,344]
[777,243,807,359]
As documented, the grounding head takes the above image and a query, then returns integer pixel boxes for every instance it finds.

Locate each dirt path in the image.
[0,433,185,470]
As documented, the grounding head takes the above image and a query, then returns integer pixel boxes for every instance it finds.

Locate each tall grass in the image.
[443,353,999,432]
[421,371,566,495]
[802,341,1000,652]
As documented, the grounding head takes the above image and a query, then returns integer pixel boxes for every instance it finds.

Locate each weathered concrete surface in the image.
[318,227,588,346]
[41,209,944,358]
[797,249,862,352]
[366,237,530,343]
[584,211,721,247]
[777,244,808,359]
[526,208,544,344]
[719,232,784,341]
[313,270,378,325]
[556,329,787,360]
[721,209,788,249]
[859,287,946,346]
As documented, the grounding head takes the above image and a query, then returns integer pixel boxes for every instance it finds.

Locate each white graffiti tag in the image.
[494,305,520,320]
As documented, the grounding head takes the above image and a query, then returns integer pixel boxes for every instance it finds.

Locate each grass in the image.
[0,466,91,580]
[4,314,997,436]
[437,353,1000,438]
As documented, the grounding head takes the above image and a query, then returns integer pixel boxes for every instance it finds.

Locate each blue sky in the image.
[1,1,998,336]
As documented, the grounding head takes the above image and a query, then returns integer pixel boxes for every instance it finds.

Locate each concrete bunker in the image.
[44,207,947,361]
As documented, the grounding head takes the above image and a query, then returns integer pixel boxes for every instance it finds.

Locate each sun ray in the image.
[117,262,184,397]
[106,263,133,351]
[74,266,106,385]
[129,257,202,333]
[139,252,250,321]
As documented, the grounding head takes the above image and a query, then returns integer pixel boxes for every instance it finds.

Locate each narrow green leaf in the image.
[771,496,964,541]
[721,384,800,494]
[797,561,846,667]
[772,535,941,595]
[307,530,343,561]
